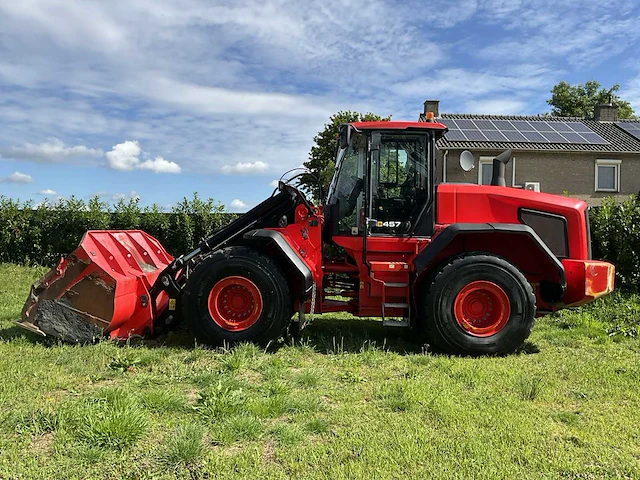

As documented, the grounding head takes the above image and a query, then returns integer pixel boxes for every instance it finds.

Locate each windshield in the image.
[327,139,359,201]
[325,134,365,233]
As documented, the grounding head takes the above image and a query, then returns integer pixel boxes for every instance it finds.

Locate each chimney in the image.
[424,100,440,118]
[594,99,619,122]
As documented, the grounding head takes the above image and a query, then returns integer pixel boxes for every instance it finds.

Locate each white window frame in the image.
[478,156,494,185]
[595,159,621,193]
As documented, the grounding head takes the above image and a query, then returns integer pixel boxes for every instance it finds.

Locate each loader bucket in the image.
[17,230,173,343]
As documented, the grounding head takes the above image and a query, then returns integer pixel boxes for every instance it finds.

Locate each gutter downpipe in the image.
[443,150,448,183]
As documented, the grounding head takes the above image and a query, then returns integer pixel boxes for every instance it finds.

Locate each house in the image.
[420,100,640,205]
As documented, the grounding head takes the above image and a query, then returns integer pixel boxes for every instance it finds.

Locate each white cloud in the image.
[111,191,140,201]
[0,138,102,163]
[221,161,269,175]
[229,199,250,212]
[105,141,181,173]
[138,157,181,174]
[105,141,141,171]
[2,171,33,183]
[620,75,640,113]
[269,179,279,188]
[37,188,57,195]
[461,98,527,115]
[394,67,550,101]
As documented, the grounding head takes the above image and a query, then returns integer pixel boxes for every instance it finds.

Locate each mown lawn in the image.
[1,263,639,479]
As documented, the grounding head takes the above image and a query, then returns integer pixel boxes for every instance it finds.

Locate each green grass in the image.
[1,263,640,479]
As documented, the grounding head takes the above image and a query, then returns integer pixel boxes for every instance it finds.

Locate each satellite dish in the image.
[460,150,475,172]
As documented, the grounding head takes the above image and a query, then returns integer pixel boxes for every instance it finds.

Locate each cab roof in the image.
[350,121,447,131]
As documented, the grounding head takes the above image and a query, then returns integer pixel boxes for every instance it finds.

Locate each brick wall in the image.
[436,149,640,205]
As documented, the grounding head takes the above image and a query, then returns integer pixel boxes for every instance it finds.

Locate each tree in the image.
[301,111,391,200]
[547,80,635,119]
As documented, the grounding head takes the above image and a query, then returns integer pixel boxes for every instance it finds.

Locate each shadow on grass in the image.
[1,315,541,357]
[295,316,426,354]
[0,323,46,343]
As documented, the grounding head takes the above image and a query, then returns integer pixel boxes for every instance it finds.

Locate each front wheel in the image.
[420,254,535,355]
[182,247,292,346]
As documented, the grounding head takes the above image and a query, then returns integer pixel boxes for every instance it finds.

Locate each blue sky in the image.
[1,0,640,212]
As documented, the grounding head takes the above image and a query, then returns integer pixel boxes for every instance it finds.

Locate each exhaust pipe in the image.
[490,149,512,187]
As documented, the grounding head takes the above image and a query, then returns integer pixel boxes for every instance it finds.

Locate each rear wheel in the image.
[183,247,292,346]
[420,254,535,355]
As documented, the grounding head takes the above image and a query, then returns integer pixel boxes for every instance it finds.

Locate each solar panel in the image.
[522,131,547,142]
[445,130,467,141]
[456,119,477,129]
[561,132,586,143]
[442,118,610,145]
[483,130,508,141]
[546,121,573,132]
[474,119,498,130]
[541,131,567,143]
[512,120,533,131]
[568,122,591,133]
[463,130,488,141]
[616,122,640,141]
[580,132,608,143]
[492,120,516,130]
[502,130,528,142]
[530,121,551,132]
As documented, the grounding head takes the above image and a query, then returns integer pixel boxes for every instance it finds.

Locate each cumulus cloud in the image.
[111,191,140,201]
[105,141,181,173]
[269,179,279,187]
[2,171,33,183]
[38,188,57,195]
[221,161,268,175]
[229,199,250,212]
[0,138,102,163]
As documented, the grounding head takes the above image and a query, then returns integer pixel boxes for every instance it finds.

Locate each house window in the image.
[595,159,621,192]
[478,157,493,185]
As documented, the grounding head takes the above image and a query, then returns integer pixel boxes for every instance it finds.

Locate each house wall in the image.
[436,149,640,205]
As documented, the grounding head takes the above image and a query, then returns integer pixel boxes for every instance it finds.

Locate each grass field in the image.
[1,263,639,479]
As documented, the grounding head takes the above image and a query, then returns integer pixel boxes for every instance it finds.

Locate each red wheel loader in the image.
[17,120,615,355]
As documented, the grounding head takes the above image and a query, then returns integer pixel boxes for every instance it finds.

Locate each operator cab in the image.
[325,121,447,238]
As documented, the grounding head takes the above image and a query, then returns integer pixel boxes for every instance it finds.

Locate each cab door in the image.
[368,133,431,236]
[359,132,434,319]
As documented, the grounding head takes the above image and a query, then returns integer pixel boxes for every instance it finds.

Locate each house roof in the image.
[419,113,640,154]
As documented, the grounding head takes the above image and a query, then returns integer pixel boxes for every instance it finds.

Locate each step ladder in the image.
[369,261,411,327]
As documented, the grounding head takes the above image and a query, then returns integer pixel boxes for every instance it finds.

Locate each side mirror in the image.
[460,150,474,171]
[339,124,352,149]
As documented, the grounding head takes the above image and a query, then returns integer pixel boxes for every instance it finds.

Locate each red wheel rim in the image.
[207,276,263,331]
[453,281,511,337]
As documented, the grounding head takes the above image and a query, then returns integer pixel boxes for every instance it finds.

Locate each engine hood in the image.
[435,183,590,260]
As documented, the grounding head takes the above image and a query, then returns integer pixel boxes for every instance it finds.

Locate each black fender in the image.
[414,223,566,303]
[243,229,314,298]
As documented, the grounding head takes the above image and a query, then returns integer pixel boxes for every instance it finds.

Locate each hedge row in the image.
[1,193,638,291]
[589,195,640,292]
[0,194,237,265]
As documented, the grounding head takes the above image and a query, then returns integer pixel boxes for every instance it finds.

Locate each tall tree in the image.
[547,80,635,119]
[301,111,390,200]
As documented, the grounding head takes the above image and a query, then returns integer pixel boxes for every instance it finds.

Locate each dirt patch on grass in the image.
[239,369,262,384]
[186,389,199,404]
[262,440,277,464]
[31,432,54,454]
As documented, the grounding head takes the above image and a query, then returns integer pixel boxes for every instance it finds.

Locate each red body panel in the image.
[436,183,590,259]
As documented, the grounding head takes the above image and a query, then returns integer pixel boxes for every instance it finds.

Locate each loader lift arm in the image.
[150,184,307,305]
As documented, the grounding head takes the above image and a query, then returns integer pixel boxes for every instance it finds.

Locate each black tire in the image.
[182,246,292,347]
[420,253,535,355]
